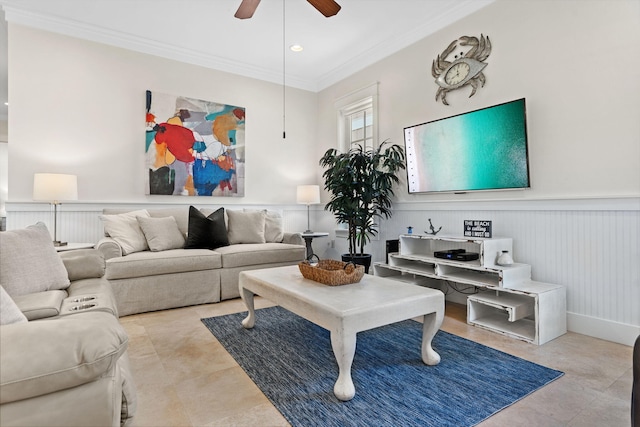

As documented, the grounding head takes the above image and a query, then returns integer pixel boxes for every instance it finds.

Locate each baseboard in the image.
[567,312,640,347]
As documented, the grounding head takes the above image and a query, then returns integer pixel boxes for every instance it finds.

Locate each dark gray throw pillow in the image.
[185,206,229,250]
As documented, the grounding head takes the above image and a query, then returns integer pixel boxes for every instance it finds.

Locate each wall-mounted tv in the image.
[404,98,530,194]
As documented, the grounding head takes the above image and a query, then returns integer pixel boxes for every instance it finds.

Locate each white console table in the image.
[373,234,566,345]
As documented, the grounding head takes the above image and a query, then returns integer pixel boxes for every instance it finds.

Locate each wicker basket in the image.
[298,258,365,286]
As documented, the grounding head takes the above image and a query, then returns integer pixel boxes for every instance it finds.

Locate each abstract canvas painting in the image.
[145,90,245,196]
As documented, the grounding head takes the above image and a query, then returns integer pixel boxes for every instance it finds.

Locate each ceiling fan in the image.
[234,0,341,19]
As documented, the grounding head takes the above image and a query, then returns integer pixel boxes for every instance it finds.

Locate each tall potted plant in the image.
[319,140,405,273]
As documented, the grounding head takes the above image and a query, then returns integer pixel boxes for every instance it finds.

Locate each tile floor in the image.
[120,299,634,427]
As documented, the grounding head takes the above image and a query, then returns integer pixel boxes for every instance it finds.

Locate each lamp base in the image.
[303,229,314,234]
[53,241,68,247]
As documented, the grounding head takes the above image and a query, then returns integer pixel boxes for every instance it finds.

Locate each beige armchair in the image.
[0,224,136,426]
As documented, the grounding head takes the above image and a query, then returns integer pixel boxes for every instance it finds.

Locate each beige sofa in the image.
[96,206,306,316]
[0,224,135,427]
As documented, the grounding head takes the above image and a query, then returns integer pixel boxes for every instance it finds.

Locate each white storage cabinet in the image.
[374,234,566,345]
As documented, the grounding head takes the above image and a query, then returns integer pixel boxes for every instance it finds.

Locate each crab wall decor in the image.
[432,34,491,105]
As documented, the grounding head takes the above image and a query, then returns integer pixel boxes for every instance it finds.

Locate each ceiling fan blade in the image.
[234,0,261,19]
[307,0,341,17]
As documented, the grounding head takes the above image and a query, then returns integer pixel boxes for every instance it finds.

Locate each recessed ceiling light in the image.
[3,102,7,106]
[289,44,303,52]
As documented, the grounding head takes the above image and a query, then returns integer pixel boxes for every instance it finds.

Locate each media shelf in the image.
[374,234,566,345]
[381,234,530,289]
[398,234,512,268]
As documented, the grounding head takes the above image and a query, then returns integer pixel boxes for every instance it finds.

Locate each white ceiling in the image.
[0,0,494,118]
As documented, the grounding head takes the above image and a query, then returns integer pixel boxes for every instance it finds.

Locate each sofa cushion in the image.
[99,209,150,255]
[0,311,128,404]
[137,216,185,251]
[185,206,229,250]
[0,286,27,325]
[12,290,67,321]
[0,222,70,297]
[244,209,284,243]
[148,207,190,235]
[227,209,266,244]
[264,211,285,243]
[103,207,189,235]
[105,249,222,280]
[215,243,306,268]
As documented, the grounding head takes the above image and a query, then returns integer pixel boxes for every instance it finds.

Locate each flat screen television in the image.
[404,98,530,194]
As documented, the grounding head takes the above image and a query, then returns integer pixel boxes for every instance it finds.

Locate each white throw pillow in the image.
[99,209,150,255]
[0,285,28,325]
[0,222,70,297]
[226,210,266,244]
[244,209,284,242]
[137,216,185,252]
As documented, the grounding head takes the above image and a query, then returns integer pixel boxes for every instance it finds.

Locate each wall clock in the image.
[432,34,491,105]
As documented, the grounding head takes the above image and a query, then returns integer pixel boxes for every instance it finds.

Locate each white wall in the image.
[7,24,319,205]
[316,0,640,201]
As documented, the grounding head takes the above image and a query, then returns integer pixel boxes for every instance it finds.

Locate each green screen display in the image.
[404,99,530,193]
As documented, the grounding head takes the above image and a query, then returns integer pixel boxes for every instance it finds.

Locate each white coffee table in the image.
[239,265,444,401]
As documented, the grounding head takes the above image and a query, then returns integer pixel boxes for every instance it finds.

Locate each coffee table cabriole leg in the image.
[421,310,444,365]
[330,328,357,401]
[240,286,256,329]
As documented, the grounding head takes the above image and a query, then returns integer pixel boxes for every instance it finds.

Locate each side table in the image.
[55,243,95,252]
[300,232,329,260]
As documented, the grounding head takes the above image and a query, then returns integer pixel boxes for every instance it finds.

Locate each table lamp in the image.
[33,173,78,246]
[296,185,320,233]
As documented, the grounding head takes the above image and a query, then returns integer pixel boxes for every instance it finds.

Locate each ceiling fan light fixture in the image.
[290,44,304,52]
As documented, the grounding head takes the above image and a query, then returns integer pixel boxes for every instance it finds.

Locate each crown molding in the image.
[2,5,317,92]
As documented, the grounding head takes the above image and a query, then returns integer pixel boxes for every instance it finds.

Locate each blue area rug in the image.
[201,306,563,427]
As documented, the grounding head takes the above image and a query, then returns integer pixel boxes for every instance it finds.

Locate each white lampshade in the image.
[296,185,320,205]
[33,173,78,203]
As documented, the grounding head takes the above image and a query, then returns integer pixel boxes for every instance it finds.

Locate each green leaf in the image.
[320,139,405,256]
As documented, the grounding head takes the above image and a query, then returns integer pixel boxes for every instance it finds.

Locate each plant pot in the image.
[342,253,372,274]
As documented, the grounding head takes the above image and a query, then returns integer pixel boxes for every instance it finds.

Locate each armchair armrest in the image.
[0,311,128,404]
[59,249,105,281]
[96,237,123,260]
[283,232,304,246]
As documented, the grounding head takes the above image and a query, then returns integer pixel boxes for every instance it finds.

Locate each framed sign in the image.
[464,220,492,238]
